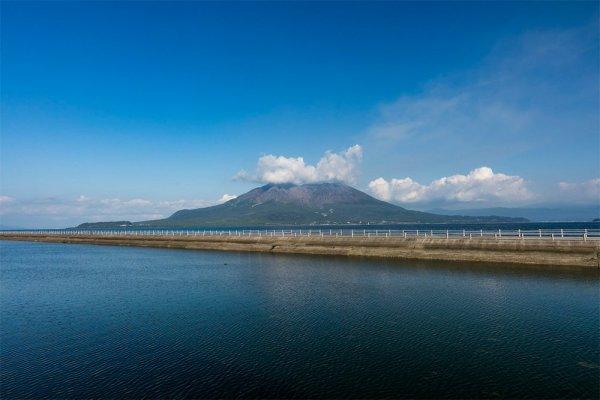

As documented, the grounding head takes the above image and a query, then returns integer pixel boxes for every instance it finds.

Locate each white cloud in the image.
[558,179,600,204]
[237,145,363,185]
[0,194,236,228]
[0,195,14,204]
[218,194,237,203]
[255,155,318,185]
[367,25,598,169]
[369,167,533,206]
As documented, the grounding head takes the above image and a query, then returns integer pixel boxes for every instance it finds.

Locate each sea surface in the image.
[1,240,598,399]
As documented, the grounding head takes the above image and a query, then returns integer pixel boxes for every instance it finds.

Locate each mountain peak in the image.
[232,181,378,208]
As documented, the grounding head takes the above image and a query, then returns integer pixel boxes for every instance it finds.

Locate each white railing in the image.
[1,228,599,241]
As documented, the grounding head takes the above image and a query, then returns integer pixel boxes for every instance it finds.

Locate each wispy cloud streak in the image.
[368,25,598,164]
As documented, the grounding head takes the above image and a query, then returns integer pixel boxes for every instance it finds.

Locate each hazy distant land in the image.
[428,205,600,223]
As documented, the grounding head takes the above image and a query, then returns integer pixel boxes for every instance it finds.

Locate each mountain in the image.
[116,182,526,227]
[428,205,600,222]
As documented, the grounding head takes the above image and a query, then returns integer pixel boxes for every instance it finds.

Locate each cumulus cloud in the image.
[236,145,363,185]
[368,167,533,206]
[0,194,236,228]
[557,179,600,204]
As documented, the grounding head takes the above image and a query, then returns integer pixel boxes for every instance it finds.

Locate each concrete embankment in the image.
[1,233,598,268]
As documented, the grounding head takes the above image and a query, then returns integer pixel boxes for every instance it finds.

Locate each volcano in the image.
[102,182,526,227]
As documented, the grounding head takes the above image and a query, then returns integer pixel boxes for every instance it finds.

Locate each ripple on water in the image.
[1,240,598,398]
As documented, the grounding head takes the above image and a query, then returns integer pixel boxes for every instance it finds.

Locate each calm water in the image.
[1,241,598,399]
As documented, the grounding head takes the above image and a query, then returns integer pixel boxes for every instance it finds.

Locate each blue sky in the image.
[1,1,598,227]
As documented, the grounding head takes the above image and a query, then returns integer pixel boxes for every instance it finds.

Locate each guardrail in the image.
[1,228,599,241]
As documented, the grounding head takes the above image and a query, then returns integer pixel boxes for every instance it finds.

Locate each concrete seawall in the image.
[1,233,598,268]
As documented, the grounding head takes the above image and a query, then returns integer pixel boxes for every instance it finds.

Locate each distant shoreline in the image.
[1,232,598,269]
[76,220,600,229]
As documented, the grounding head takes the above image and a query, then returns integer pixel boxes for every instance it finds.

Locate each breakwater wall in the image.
[1,232,598,268]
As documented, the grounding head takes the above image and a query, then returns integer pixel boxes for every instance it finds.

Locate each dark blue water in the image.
[1,241,598,399]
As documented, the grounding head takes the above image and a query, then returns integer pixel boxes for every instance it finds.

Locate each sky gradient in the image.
[1,1,598,227]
